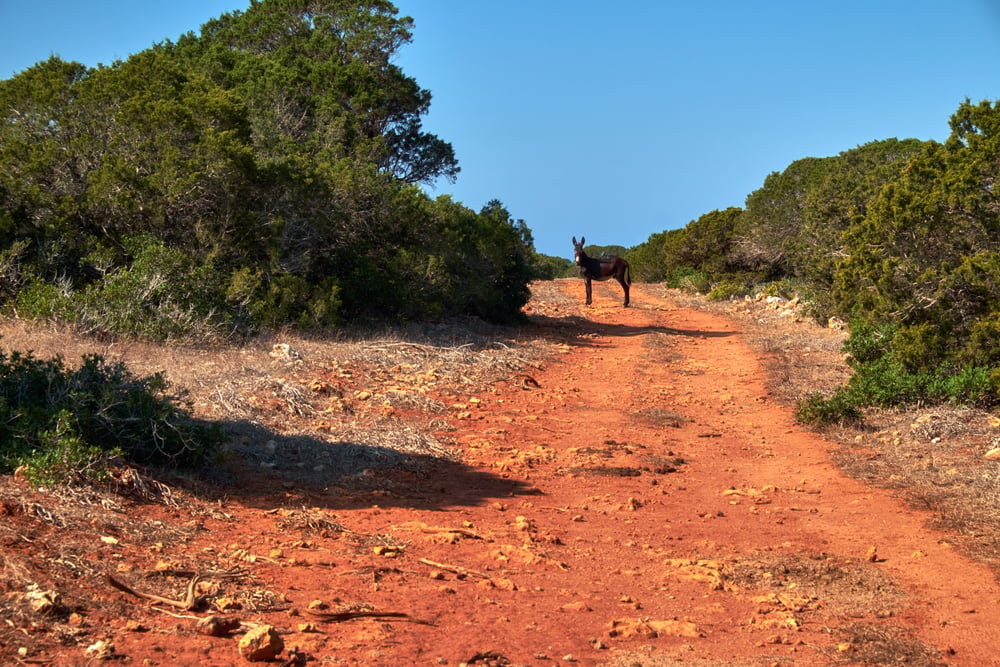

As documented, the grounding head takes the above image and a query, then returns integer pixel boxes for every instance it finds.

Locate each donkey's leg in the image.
[585,278,594,305]
[615,276,630,307]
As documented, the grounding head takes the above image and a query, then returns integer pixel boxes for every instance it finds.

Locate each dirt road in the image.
[5,280,1000,665]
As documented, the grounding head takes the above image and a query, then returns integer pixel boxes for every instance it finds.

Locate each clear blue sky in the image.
[2,1,999,259]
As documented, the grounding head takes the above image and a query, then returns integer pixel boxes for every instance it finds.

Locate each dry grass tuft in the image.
[830,624,945,666]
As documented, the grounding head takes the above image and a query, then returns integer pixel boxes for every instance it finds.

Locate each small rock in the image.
[238,624,284,662]
[270,343,302,363]
[84,639,116,660]
[196,616,241,637]
[24,585,62,616]
[214,596,241,612]
[124,620,149,632]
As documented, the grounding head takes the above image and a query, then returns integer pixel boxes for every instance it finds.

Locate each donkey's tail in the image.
[625,261,633,285]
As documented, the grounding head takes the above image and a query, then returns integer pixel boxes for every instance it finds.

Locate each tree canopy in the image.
[0,0,538,338]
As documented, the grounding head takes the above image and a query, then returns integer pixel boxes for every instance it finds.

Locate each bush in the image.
[19,410,117,486]
[73,236,227,342]
[797,318,1000,425]
[796,392,862,426]
[666,266,709,293]
[0,349,222,485]
[707,280,751,301]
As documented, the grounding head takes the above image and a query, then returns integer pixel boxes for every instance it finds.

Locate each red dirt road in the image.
[6,280,1000,666]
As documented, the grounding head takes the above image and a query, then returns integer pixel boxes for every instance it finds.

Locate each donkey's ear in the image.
[580,237,585,246]
[572,236,577,246]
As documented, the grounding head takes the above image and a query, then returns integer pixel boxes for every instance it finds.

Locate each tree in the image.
[798,139,928,296]
[187,0,458,185]
[0,1,539,334]
[835,99,1000,373]
[625,230,671,282]
[733,157,833,278]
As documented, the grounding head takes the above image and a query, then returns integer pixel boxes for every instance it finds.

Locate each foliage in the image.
[0,350,222,484]
[707,280,752,301]
[798,318,999,425]
[625,230,670,282]
[0,0,535,335]
[796,392,862,426]
[530,253,573,280]
[733,158,834,278]
[666,266,710,293]
[649,208,743,292]
[832,100,1000,399]
[628,100,1000,411]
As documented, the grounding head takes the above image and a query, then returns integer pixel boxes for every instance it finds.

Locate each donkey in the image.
[572,236,631,307]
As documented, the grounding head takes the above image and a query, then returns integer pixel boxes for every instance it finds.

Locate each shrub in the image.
[707,280,751,301]
[796,391,862,426]
[797,318,1000,425]
[666,266,709,292]
[0,349,222,484]
[17,410,119,486]
[73,236,227,342]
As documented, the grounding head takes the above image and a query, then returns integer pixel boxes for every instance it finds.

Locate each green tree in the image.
[678,207,742,278]
[834,99,1000,394]
[187,0,458,185]
[798,139,927,298]
[0,0,538,334]
[733,157,833,278]
[625,230,671,282]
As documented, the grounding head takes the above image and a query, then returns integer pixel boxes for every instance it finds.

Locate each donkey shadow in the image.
[526,312,737,348]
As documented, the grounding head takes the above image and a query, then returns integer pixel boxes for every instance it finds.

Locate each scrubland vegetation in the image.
[626,103,1000,421]
[1,0,999,479]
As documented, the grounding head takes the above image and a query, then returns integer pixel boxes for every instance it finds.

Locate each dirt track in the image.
[4,280,1000,666]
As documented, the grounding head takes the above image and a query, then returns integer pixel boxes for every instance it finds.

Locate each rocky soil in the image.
[2,280,1000,666]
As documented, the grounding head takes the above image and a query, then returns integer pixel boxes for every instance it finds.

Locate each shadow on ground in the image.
[179,419,540,512]
[525,312,738,346]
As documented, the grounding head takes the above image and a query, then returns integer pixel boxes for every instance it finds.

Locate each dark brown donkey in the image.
[572,236,631,307]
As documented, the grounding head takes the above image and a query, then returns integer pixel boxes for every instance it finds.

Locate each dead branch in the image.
[417,557,489,579]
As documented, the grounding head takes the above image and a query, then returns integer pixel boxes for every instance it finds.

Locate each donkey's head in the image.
[572,236,586,265]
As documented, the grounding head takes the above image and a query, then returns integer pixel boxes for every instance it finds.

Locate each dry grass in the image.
[0,313,551,494]
[829,624,945,666]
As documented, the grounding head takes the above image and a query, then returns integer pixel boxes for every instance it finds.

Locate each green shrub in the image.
[796,391,862,426]
[842,319,895,366]
[937,366,997,407]
[891,323,945,374]
[707,280,751,301]
[242,272,342,330]
[13,280,72,320]
[666,266,709,292]
[17,410,120,486]
[0,349,222,484]
[797,313,1000,425]
[73,236,226,342]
